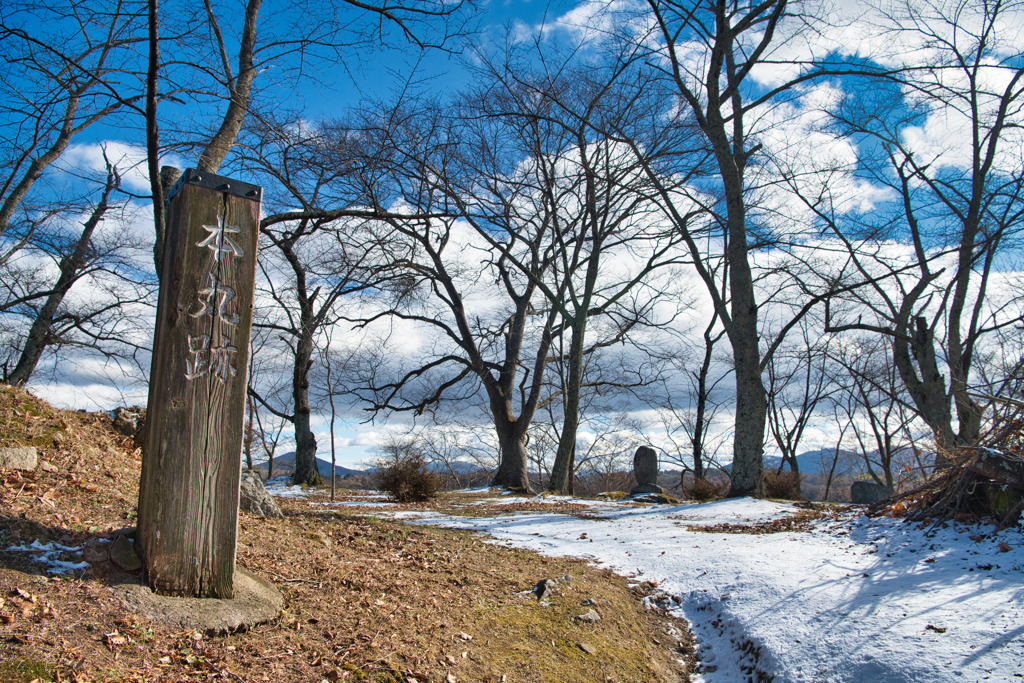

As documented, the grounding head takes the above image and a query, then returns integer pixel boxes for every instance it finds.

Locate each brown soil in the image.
[682,506,837,535]
[0,386,695,682]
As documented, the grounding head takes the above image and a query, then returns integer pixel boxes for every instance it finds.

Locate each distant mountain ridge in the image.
[763,448,862,475]
[251,451,364,480]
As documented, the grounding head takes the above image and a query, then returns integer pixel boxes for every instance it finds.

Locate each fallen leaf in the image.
[104,632,128,649]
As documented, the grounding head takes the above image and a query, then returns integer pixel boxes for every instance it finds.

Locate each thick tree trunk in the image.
[196,0,262,175]
[721,154,765,498]
[730,354,766,496]
[893,316,957,465]
[491,415,532,492]
[291,332,320,486]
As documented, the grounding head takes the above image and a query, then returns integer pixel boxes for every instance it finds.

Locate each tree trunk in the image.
[196,0,262,174]
[549,319,585,493]
[491,414,532,493]
[291,330,320,485]
[893,316,957,465]
[721,157,765,498]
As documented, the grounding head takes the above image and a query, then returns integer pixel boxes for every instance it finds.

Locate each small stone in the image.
[533,578,559,600]
[307,531,331,548]
[112,406,145,439]
[574,608,601,623]
[633,493,682,505]
[579,642,597,655]
[40,460,58,473]
[109,532,142,572]
[0,446,38,471]
[83,542,109,564]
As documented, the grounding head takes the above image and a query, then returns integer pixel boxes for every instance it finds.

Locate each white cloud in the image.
[60,141,182,193]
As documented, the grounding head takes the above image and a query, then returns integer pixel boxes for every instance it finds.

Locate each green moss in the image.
[0,656,55,682]
[341,662,367,680]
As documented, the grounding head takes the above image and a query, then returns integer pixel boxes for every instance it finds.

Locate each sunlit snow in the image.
[394,496,1024,683]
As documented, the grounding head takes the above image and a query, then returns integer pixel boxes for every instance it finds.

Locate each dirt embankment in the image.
[0,386,695,682]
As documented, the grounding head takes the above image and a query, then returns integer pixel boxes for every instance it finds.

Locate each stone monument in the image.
[631,445,664,494]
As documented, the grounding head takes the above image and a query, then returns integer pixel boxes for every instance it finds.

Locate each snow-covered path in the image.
[406,498,1024,682]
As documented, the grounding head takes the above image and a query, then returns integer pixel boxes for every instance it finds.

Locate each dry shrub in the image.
[763,470,804,500]
[372,452,439,503]
[683,476,722,502]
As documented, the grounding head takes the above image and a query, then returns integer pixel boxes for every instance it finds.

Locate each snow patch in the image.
[417,497,1024,682]
[7,539,89,574]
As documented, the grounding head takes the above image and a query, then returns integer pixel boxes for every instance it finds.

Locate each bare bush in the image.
[763,470,805,501]
[682,476,723,502]
[371,452,440,503]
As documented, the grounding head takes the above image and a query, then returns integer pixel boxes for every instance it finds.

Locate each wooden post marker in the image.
[138,169,261,598]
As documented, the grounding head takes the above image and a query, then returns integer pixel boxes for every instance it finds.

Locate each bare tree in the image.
[828,334,926,490]
[3,158,122,385]
[1,154,153,386]
[348,95,563,493]
[0,1,152,385]
[815,0,1024,459]
[0,0,145,253]
[356,40,697,494]
[228,110,429,486]
[608,0,862,496]
[146,0,472,274]
[464,42,697,494]
[765,318,837,483]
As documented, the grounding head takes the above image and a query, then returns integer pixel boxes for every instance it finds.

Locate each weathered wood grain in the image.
[137,171,260,598]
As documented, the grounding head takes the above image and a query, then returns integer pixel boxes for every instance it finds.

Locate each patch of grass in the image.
[687,507,827,534]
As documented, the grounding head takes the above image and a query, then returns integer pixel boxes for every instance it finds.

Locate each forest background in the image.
[2,0,1022,498]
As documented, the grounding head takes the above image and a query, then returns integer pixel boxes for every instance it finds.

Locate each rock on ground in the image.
[0,446,38,471]
[239,470,283,518]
